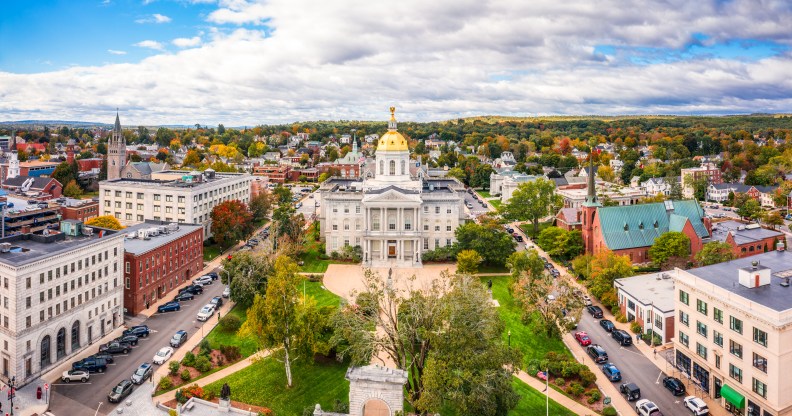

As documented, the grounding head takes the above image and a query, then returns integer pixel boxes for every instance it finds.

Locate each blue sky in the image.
[2,0,792,124]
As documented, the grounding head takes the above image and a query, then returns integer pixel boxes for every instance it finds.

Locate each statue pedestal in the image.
[218,399,231,413]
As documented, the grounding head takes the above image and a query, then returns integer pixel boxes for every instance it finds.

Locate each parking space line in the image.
[53,383,93,386]
[656,370,664,384]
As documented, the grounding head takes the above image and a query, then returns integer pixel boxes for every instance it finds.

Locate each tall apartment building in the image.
[674,250,792,416]
[681,162,722,198]
[0,220,124,387]
[99,170,252,239]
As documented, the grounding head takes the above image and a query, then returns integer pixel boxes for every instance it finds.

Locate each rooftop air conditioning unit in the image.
[83,227,93,236]
[737,226,745,231]
[126,233,137,239]
[148,227,160,237]
[158,226,168,234]
[0,243,10,253]
[168,223,179,232]
[137,229,149,240]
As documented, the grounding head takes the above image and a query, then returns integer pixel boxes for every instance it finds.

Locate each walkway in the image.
[322,263,457,302]
[513,369,597,416]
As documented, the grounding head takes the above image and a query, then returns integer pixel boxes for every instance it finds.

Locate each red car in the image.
[574,331,592,346]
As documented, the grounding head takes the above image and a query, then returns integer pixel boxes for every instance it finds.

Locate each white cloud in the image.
[172,36,202,48]
[134,40,165,51]
[4,0,792,125]
[107,49,127,55]
[135,13,171,24]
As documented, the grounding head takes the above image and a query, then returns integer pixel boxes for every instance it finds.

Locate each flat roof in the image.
[710,220,783,245]
[101,171,250,189]
[0,229,123,267]
[682,250,792,312]
[122,221,203,255]
[615,272,676,312]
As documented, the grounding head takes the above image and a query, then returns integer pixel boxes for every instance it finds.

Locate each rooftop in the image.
[0,227,122,267]
[682,250,792,312]
[102,171,250,189]
[710,220,783,245]
[123,220,203,256]
[614,272,676,312]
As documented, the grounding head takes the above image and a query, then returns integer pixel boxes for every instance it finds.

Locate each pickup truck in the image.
[99,341,132,354]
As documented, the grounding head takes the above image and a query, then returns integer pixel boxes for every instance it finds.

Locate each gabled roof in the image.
[597,200,709,251]
[3,175,60,190]
[557,207,580,223]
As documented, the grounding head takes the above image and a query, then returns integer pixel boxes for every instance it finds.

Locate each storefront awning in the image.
[721,384,745,408]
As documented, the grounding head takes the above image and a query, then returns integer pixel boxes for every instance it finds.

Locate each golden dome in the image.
[376,106,409,152]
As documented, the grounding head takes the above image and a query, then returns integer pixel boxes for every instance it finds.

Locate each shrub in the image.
[554,377,565,386]
[565,382,584,397]
[630,321,643,334]
[199,339,212,357]
[589,391,601,401]
[602,406,618,416]
[182,352,196,367]
[220,345,241,362]
[614,312,628,323]
[182,384,204,400]
[219,314,242,333]
[578,369,597,388]
[330,251,339,260]
[332,399,349,413]
[194,356,212,373]
[169,410,178,416]
[203,389,216,401]
[180,369,191,381]
[175,389,186,404]
[168,361,181,376]
[355,292,378,317]
[587,395,598,404]
[158,377,173,391]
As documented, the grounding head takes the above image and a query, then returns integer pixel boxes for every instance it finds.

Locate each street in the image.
[462,191,491,216]
[49,270,227,416]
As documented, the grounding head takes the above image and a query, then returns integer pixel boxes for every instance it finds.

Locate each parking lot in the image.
[49,270,227,416]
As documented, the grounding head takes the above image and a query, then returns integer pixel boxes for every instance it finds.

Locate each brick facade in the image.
[60,200,100,222]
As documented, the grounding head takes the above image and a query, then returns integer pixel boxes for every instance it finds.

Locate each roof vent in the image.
[0,243,10,253]
[777,241,785,252]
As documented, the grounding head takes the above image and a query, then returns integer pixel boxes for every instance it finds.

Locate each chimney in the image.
[777,240,786,252]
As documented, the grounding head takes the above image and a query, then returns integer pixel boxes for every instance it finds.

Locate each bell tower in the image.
[581,143,601,254]
[107,110,126,180]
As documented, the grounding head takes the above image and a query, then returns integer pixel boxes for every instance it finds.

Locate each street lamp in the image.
[508,330,511,347]
[8,375,15,416]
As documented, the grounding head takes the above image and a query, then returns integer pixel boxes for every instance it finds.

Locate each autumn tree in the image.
[85,215,124,230]
[63,180,82,198]
[239,256,328,387]
[648,231,691,270]
[762,210,784,230]
[456,249,482,274]
[695,241,736,266]
[498,178,562,237]
[536,227,584,260]
[735,195,761,221]
[507,249,545,280]
[513,258,583,337]
[597,165,616,183]
[210,200,254,248]
[584,251,633,299]
[52,161,77,188]
[249,192,272,223]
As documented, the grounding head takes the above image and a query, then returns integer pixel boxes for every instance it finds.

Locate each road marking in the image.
[656,371,664,384]
[619,346,644,356]
[52,383,92,386]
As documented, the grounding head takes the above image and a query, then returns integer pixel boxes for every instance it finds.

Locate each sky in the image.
[2,0,792,125]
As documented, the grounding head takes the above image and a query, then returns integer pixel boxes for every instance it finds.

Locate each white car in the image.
[196,304,216,321]
[194,276,212,286]
[684,396,709,416]
[61,369,90,383]
[635,399,663,416]
[222,286,230,298]
[153,346,174,365]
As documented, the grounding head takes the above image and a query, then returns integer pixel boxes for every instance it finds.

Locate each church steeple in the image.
[107,110,127,180]
[582,142,601,207]
[114,109,122,133]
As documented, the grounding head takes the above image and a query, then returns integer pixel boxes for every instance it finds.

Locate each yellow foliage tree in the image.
[85,215,125,230]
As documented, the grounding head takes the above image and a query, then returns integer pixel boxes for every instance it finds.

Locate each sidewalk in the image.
[513,369,597,416]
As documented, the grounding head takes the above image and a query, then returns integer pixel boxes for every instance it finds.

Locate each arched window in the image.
[379,160,384,175]
[400,160,405,175]
[389,160,396,175]
[71,321,81,350]
[56,328,66,360]
[41,336,51,369]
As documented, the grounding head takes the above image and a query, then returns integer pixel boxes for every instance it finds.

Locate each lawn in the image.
[203,243,223,261]
[203,355,350,415]
[205,305,259,358]
[303,279,342,309]
[489,199,502,209]
[509,376,576,416]
[478,264,509,274]
[518,220,553,238]
[299,238,344,273]
[478,190,494,199]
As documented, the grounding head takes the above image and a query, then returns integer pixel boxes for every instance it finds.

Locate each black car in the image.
[600,319,615,332]
[173,292,194,302]
[587,305,604,319]
[612,329,633,346]
[620,382,641,401]
[586,344,608,363]
[90,352,115,364]
[99,341,132,354]
[170,330,188,348]
[206,272,219,280]
[114,334,140,346]
[123,325,150,338]
[179,285,203,295]
[210,296,223,308]
[72,357,107,373]
[662,376,686,396]
[108,380,134,403]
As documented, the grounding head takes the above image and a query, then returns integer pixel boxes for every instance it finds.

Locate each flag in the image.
[537,371,548,381]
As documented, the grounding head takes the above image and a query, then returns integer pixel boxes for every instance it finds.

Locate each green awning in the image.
[721,384,745,408]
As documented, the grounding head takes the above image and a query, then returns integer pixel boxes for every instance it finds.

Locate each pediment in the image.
[362,188,421,204]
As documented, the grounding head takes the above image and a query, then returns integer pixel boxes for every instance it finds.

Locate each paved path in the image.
[513,369,598,416]
[322,263,457,302]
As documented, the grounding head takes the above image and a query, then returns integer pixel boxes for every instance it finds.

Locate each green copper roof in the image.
[597,200,709,251]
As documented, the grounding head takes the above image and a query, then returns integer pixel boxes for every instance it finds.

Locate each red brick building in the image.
[122,221,204,315]
[253,165,291,183]
[710,220,785,259]
[555,207,581,231]
[2,176,63,199]
[60,199,100,222]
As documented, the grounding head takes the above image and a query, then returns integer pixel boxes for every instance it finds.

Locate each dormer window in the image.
[639,221,644,230]
[623,223,629,231]
[653,220,659,228]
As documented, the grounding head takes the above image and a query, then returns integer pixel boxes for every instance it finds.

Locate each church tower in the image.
[107,111,126,180]
[580,145,602,254]
[6,130,19,180]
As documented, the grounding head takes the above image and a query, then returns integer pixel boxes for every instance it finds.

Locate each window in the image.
[137,193,144,199]
[166,195,173,202]
[423,239,428,250]
[696,299,708,315]
[389,160,395,175]
[154,194,161,201]
[715,354,721,369]
[679,311,689,326]
[423,206,428,213]
[752,378,767,398]
[753,327,768,347]
[714,330,723,347]
[729,364,742,383]
[714,308,723,324]
[446,225,452,231]
[679,290,689,305]
[730,316,743,334]
[730,340,743,358]
[355,206,361,214]
[696,343,707,359]
[435,206,440,214]
[753,353,767,373]
[372,217,380,231]
[696,321,708,338]
[679,331,689,347]
[379,160,384,175]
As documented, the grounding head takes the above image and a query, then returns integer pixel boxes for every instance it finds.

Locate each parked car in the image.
[100,341,131,354]
[600,319,615,332]
[179,285,203,295]
[61,369,90,383]
[197,304,216,321]
[601,363,622,381]
[114,334,140,346]
[131,362,153,384]
[72,357,107,373]
[91,352,114,364]
[662,376,687,396]
[123,325,150,338]
[587,305,604,318]
[170,330,188,348]
[514,234,523,242]
[505,227,514,234]
[586,344,608,363]
[194,276,213,286]
[157,302,181,313]
[108,380,134,403]
[620,382,641,401]
[635,399,663,416]
[153,347,174,365]
[222,286,231,298]
[684,396,709,415]
[581,295,593,307]
[574,331,591,346]
[206,272,219,280]
[611,329,633,346]
[210,296,224,308]
[173,292,194,302]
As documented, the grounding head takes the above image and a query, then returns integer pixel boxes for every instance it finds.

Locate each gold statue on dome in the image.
[390,106,396,118]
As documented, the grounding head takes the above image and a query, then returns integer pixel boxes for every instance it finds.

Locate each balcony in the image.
[363,229,421,237]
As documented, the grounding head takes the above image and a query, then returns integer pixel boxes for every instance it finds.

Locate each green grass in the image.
[203,355,349,415]
[203,244,223,261]
[303,280,341,309]
[478,264,509,274]
[509,376,577,416]
[299,239,343,273]
[489,199,502,209]
[518,220,553,238]
[478,190,494,198]
[205,305,258,358]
